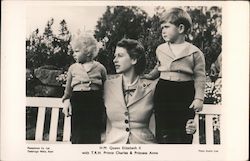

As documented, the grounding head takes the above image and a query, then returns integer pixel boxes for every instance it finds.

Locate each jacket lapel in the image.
[159,43,175,60]
[108,75,126,107]
[173,42,200,61]
[126,79,152,108]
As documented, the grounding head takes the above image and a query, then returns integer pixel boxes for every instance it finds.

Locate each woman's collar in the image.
[122,74,139,88]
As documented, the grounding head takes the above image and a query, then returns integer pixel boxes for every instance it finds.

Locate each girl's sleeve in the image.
[193,51,206,101]
[62,66,73,102]
[101,65,108,83]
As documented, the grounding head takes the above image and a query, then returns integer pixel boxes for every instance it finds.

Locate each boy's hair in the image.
[160,7,192,33]
[71,33,99,60]
[116,38,146,75]
[210,6,220,12]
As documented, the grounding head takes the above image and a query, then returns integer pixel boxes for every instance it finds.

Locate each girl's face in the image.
[72,44,88,63]
[113,47,137,74]
[161,21,180,43]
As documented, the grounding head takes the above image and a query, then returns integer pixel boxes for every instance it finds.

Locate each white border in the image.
[1,1,249,161]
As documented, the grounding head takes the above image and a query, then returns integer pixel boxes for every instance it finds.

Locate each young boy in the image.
[145,8,206,144]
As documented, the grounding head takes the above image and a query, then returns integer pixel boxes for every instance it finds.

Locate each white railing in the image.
[192,104,221,144]
[26,97,71,144]
[26,97,221,144]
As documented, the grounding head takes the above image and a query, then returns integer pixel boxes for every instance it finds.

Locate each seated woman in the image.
[103,38,196,144]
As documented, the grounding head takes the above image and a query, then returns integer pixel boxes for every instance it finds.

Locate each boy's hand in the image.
[141,74,152,80]
[215,78,222,87]
[189,99,203,112]
[186,119,196,134]
[62,99,72,117]
[210,63,217,76]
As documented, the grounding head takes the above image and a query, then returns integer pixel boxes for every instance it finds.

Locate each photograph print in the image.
[26,4,222,145]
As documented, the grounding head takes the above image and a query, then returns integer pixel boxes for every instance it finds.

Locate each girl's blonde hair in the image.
[71,33,99,60]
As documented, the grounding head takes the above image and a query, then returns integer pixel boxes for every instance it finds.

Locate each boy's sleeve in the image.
[147,62,160,79]
[193,51,206,101]
[146,46,161,80]
[62,66,73,102]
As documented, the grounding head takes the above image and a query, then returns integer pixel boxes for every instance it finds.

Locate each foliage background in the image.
[26,6,222,102]
[26,6,222,142]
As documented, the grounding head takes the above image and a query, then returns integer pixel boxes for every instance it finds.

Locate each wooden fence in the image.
[26,97,221,144]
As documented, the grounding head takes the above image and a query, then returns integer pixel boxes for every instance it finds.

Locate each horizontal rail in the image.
[26,97,221,144]
[26,97,63,107]
[198,104,221,115]
[26,97,221,114]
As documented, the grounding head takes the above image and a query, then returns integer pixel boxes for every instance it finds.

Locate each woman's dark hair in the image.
[116,38,146,75]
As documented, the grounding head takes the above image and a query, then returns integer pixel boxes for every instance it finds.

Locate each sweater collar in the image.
[163,42,201,61]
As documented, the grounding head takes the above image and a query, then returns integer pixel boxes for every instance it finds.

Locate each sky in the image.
[26,6,155,37]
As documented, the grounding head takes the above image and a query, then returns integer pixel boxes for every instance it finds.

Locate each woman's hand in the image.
[185,119,196,134]
[62,99,72,117]
[189,99,203,112]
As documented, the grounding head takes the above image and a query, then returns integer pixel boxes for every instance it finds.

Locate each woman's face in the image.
[113,47,136,74]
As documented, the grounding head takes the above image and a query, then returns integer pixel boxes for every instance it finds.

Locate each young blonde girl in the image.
[62,33,107,144]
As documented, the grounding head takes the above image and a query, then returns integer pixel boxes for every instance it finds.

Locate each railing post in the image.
[205,115,214,144]
[35,106,46,141]
[49,108,60,141]
[63,116,71,142]
[192,114,200,144]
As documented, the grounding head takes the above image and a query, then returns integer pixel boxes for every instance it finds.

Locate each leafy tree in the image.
[26,18,73,70]
[185,6,222,72]
[139,7,165,73]
[46,19,74,69]
[26,28,49,69]
[43,18,54,38]
[94,6,150,74]
[94,6,222,75]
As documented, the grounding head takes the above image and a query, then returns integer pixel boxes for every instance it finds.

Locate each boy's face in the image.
[161,21,180,43]
[72,43,88,63]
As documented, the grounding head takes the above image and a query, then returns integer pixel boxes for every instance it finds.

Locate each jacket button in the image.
[124,112,129,116]
[125,120,129,124]
[126,128,130,132]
